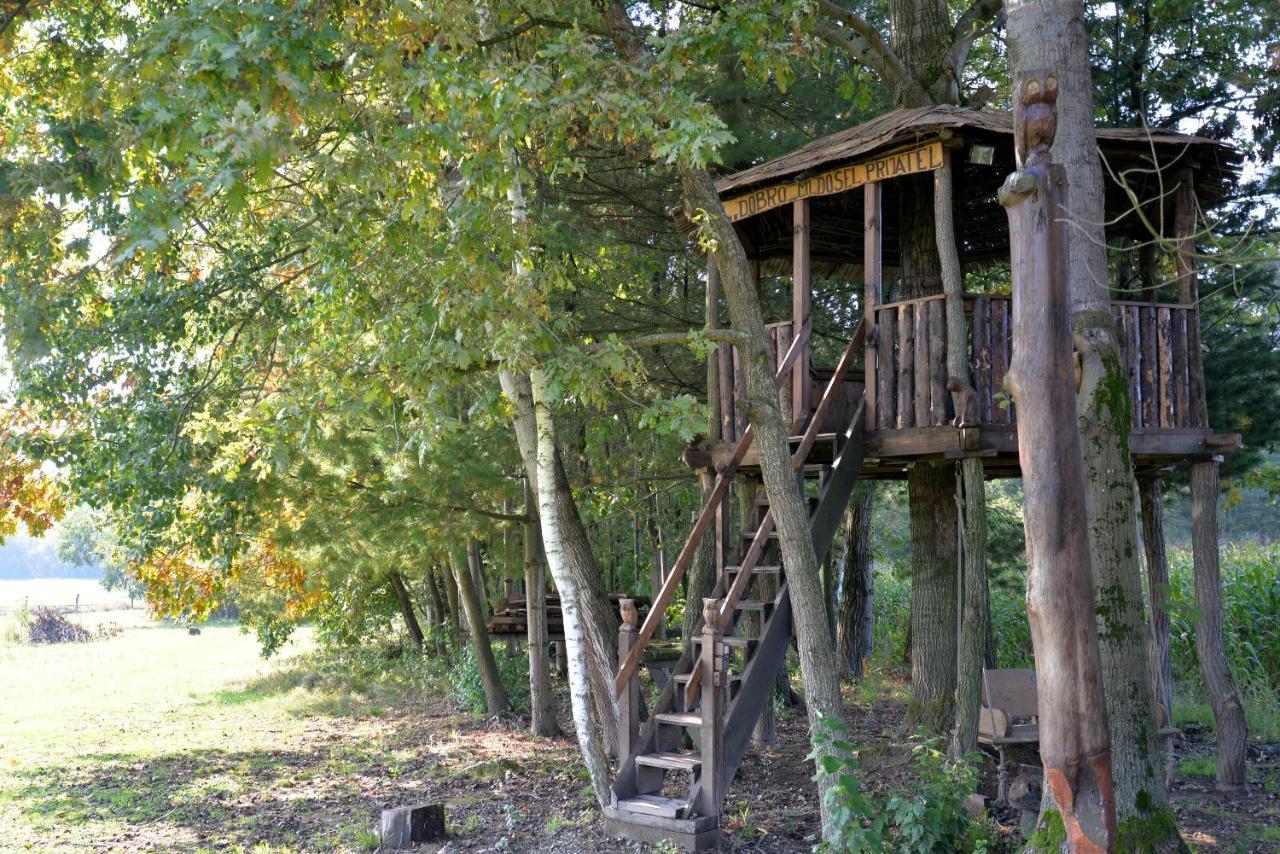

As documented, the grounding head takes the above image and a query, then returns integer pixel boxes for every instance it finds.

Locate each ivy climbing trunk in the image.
[1005,0,1179,844]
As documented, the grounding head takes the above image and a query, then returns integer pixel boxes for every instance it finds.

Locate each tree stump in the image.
[381,803,445,847]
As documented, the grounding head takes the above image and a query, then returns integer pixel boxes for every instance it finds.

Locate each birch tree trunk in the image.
[529,367,612,806]
[524,478,561,737]
[450,547,509,717]
[1005,0,1178,842]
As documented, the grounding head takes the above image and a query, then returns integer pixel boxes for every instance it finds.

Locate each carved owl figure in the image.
[1019,73,1059,165]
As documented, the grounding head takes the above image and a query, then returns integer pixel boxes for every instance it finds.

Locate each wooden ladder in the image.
[605,323,867,851]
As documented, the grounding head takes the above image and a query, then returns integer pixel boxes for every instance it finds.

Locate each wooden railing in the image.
[613,321,811,699]
[864,293,1206,431]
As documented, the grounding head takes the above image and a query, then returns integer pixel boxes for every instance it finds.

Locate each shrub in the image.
[449,643,530,717]
[28,607,92,644]
[808,714,988,853]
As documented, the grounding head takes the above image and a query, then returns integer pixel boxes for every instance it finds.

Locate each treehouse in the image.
[606,106,1241,850]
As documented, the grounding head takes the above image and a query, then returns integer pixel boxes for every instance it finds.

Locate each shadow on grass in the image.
[3,743,404,850]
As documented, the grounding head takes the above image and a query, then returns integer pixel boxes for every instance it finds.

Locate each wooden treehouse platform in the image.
[608,107,1239,850]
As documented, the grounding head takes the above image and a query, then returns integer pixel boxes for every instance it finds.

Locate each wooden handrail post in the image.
[618,599,640,760]
[698,598,724,821]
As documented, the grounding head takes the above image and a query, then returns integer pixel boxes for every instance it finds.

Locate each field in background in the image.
[0,578,132,614]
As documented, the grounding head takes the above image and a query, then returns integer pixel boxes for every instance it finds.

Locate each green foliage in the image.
[808,715,988,853]
[449,644,530,718]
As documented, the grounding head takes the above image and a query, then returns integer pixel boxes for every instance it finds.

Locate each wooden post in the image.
[864,183,882,430]
[707,252,722,444]
[1175,168,1208,428]
[618,599,640,760]
[1000,72,1115,852]
[793,199,812,432]
[698,598,724,821]
[897,305,914,427]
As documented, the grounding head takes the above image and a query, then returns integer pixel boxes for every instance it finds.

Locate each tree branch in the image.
[942,0,1004,87]
[813,0,925,104]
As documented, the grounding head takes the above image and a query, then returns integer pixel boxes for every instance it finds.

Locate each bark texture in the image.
[1190,461,1248,791]
[1138,478,1173,733]
[1006,0,1175,839]
[906,462,958,732]
[529,367,612,806]
[524,479,561,737]
[835,483,874,679]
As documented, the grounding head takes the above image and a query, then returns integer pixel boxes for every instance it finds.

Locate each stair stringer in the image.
[702,399,867,801]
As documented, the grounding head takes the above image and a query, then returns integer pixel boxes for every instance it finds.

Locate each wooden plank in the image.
[1140,306,1158,429]
[991,298,1010,424]
[1172,308,1190,428]
[913,301,930,427]
[792,199,811,431]
[1124,306,1141,429]
[876,307,896,429]
[973,296,993,423]
[1157,306,1174,428]
[928,299,947,425]
[864,182,881,431]
[723,140,945,222]
[897,304,914,428]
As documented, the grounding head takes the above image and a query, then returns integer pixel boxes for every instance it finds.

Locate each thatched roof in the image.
[695,106,1241,280]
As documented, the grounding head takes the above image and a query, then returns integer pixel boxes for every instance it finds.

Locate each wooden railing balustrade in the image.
[864,293,1206,432]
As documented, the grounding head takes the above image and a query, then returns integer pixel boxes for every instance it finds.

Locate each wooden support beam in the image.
[1176,169,1209,428]
[864,183,882,431]
[793,198,812,431]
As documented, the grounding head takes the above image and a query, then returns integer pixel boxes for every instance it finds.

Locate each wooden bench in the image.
[978,667,1180,804]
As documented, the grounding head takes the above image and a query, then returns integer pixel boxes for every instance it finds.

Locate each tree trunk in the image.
[442,558,462,644]
[424,570,449,657]
[682,471,716,648]
[450,547,509,717]
[936,148,991,760]
[1138,477,1173,755]
[389,571,425,653]
[1000,108,1115,850]
[529,367,612,807]
[1190,461,1248,791]
[836,484,874,679]
[906,463,958,733]
[678,165,844,838]
[499,368,620,755]
[524,478,561,737]
[1006,0,1178,840]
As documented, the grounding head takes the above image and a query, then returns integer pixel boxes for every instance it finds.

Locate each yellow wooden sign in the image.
[723,140,945,222]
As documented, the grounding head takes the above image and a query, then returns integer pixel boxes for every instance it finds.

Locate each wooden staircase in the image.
[605,322,867,851]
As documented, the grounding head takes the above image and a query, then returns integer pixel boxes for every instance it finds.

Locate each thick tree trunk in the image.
[906,463,958,733]
[1006,0,1178,841]
[1001,125,1115,850]
[1138,477,1173,744]
[450,547,509,717]
[499,369,620,754]
[389,571,425,653]
[523,479,561,737]
[1190,461,1248,791]
[468,539,489,617]
[678,165,844,838]
[529,367,612,807]
[836,484,874,679]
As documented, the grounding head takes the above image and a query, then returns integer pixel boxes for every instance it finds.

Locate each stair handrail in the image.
[612,320,812,699]
[679,319,868,707]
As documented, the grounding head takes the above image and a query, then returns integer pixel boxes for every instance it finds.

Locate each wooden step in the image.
[674,672,743,685]
[693,634,756,648]
[655,711,703,727]
[635,751,702,772]
[740,529,780,541]
[733,600,770,612]
[617,794,685,818]
[725,564,781,574]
